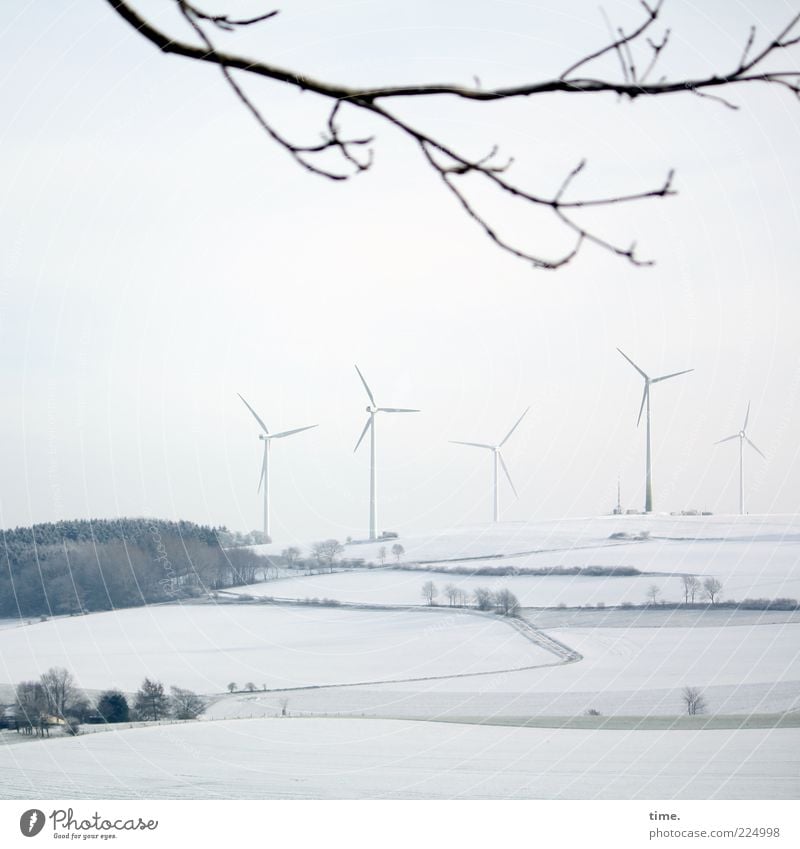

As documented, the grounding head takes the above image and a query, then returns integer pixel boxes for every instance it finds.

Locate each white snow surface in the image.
[244,514,800,606]
[203,622,800,719]
[0,604,552,693]
[235,568,678,608]
[1,717,796,799]
[252,513,800,562]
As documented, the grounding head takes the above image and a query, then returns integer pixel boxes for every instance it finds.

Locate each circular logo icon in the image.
[19,810,46,837]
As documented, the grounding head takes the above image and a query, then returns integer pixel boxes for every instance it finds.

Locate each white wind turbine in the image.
[617,348,693,513]
[238,393,318,542]
[353,365,419,541]
[715,402,765,515]
[451,407,529,523]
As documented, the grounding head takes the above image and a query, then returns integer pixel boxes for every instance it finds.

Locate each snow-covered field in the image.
[254,513,800,563]
[3,513,798,800]
[0,604,553,693]
[237,568,681,608]
[245,514,800,606]
[1,717,796,799]
[204,622,800,719]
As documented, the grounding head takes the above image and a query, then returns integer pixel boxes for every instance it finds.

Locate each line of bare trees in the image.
[282,539,389,574]
[646,576,724,606]
[421,581,520,616]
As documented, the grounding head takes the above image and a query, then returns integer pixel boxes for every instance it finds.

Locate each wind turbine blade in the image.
[269,424,319,439]
[500,406,530,447]
[257,445,266,493]
[651,368,694,384]
[636,384,648,427]
[450,440,494,450]
[498,453,518,499]
[377,407,420,413]
[743,401,751,432]
[354,365,375,406]
[714,434,739,445]
[238,393,269,434]
[617,348,648,379]
[745,436,766,459]
[354,418,372,453]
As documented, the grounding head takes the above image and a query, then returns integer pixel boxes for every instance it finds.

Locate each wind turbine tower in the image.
[353,366,420,541]
[451,407,529,523]
[715,402,765,515]
[238,394,317,542]
[617,349,693,513]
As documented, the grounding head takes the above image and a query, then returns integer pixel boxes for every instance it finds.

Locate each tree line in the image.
[4,666,205,736]
[0,518,274,618]
[421,581,521,616]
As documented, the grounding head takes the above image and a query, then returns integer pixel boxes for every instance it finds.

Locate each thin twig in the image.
[103,0,800,270]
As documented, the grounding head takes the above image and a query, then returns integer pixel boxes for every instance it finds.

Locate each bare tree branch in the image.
[103,0,800,270]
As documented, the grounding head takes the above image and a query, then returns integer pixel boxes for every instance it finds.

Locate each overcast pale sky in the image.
[1,0,799,543]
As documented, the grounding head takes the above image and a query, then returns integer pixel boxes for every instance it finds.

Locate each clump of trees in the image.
[472,587,520,616]
[215,529,270,547]
[13,667,85,736]
[311,539,345,572]
[280,541,369,575]
[682,575,701,604]
[738,598,798,610]
[493,589,521,616]
[170,686,206,720]
[7,670,208,737]
[420,582,520,616]
[0,518,276,618]
[129,678,205,722]
[97,690,130,723]
[443,584,470,607]
[134,678,171,721]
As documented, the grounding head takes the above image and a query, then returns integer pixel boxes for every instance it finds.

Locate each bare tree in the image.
[682,686,707,715]
[444,583,460,607]
[39,667,77,718]
[227,682,237,693]
[421,580,438,606]
[473,587,494,611]
[14,681,49,731]
[391,543,405,563]
[279,696,289,716]
[682,575,701,604]
[105,1,800,270]
[378,546,387,566]
[703,577,723,604]
[244,682,257,692]
[312,539,345,573]
[281,546,301,569]
[494,589,521,616]
[646,584,661,606]
[170,686,206,719]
